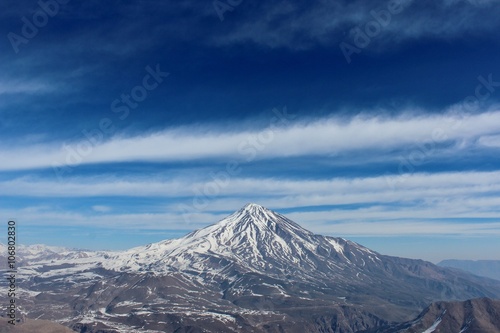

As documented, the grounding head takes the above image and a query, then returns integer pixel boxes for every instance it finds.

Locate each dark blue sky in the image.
[1,0,500,261]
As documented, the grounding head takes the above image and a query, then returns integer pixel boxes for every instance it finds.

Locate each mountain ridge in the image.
[2,204,500,333]
[369,297,500,333]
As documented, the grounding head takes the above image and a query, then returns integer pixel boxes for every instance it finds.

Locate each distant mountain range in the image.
[1,204,500,332]
[438,259,500,281]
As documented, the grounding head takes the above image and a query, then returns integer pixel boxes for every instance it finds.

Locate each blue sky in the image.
[1,0,500,262]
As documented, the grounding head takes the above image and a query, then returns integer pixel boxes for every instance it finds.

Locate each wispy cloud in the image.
[1,108,500,171]
[212,0,500,49]
[3,170,500,201]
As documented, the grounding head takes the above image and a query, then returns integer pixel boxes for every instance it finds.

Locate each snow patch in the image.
[421,317,442,333]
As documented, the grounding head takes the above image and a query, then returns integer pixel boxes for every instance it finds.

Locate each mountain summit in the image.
[187,202,315,246]
[228,203,315,240]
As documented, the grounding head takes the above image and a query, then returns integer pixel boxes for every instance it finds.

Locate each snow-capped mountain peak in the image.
[242,202,266,211]
[237,202,282,220]
[103,204,360,277]
[206,202,313,238]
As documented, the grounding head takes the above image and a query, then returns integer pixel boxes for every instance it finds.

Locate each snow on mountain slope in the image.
[0,243,116,282]
[0,243,97,263]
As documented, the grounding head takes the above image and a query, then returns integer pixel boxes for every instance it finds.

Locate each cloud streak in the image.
[3,203,499,237]
[2,107,500,172]
[212,0,500,49]
[3,170,500,201]
[2,169,500,238]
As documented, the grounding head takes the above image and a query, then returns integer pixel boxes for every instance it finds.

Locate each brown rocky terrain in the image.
[370,298,500,333]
